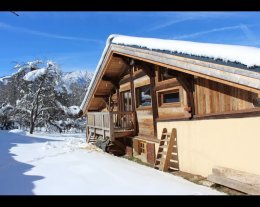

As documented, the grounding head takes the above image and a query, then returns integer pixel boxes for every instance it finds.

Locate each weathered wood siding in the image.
[134,75,154,137]
[195,77,258,115]
[157,87,189,119]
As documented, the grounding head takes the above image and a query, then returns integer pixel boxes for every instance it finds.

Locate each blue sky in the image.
[1,12,260,77]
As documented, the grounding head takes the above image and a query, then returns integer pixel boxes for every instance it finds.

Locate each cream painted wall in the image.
[157,117,260,177]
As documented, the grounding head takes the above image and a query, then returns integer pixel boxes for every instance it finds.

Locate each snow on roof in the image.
[112,35,260,68]
[80,34,260,111]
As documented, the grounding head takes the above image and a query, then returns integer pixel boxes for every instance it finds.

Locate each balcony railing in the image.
[86,111,135,141]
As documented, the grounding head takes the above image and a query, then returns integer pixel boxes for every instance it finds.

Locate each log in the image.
[208,174,260,195]
[208,166,260,195]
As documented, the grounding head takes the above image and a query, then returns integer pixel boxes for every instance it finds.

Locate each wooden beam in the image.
[129,65,137,135]
[119,70,147,85]
[150,66,159,138]
[119,75,131,85]
[208,166,260,195]
[208,175,260,195]
[112,50,260,94]
[117,89,120,113]
[102,75,119,89]
[193,107,260,120]
[177,74,195,116]
[155,78,179,91]
[135,60,155,78]
[93,94,108,98]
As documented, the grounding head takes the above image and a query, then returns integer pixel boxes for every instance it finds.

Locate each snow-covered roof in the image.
[80,34,260,111]
[112,35,260,69]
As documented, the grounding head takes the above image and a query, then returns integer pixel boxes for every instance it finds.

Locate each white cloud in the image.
[148,12,236,32]
[0,22,103,44]
[172,24,260,41]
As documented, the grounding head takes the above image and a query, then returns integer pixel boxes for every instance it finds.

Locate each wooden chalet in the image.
[80,35,260,191]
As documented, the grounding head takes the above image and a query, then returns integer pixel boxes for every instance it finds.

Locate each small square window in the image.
[139,141,146,154]
[158,89,180,106]
[163,92,180,103]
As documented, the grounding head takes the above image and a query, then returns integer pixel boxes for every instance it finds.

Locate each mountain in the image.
[61,70,93,94]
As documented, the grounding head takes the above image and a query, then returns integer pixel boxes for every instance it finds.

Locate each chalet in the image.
[80,35,260,184]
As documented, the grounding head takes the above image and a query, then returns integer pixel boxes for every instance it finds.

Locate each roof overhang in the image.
[81,43,260,114]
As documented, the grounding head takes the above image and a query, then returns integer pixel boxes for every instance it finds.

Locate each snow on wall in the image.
[23,68,47,82]
[112,35,260,68]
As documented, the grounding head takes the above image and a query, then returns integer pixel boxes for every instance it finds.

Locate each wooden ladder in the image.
[154,128,179,172]
[86,132,97,145]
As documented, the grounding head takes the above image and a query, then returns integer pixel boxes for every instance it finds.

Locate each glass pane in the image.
[138,85,151,107]
[123,91,132,111]
[163,92,179,103]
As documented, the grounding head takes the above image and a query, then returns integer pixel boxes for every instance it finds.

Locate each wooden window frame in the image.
[135,84,152,110]
[139,141,146,154]
[157,87,181,108]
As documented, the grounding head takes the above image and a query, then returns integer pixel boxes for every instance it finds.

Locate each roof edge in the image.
[80,34,120,111]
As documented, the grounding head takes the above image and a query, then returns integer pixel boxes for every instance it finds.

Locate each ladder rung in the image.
[173,145,177,147]
[170,159,178,163]
[159,145,168,149]
[172,152,177,155]
[169,167,179,170]
[160,138,170,141]
[158,151,167,155]
[156,158,165,162]
[162,133,171,136]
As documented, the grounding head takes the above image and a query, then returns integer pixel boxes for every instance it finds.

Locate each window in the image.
[163,92,180,103]
[139,141,146,154]
[136,85,151,107]
[121,91,132,112]
[158,66,176,81]
[158,89,180,106]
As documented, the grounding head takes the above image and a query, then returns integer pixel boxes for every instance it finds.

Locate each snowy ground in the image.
[0,130,224,195]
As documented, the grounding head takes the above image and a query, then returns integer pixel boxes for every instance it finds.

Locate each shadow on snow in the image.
[0,131,61,195]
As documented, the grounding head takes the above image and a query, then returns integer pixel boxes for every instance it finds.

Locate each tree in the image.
[0,103,15,130]
[15,60,62,134]
[0,59,93,133]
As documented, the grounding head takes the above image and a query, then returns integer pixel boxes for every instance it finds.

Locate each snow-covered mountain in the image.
[62,70,93,86]
[61,70,93,94]
[0,75,12,85]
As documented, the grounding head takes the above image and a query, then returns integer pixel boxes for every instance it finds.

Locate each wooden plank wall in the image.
[157,87,189,119]
[134,75,154,137]
[195,77,258,115]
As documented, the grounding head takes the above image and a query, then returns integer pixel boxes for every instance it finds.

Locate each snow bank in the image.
[112,35,260,68]
[8,129,26,136]
[23,68,47,82]
[0,131,223,195]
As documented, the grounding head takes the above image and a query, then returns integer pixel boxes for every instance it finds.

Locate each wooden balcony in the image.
[86,111,135,142]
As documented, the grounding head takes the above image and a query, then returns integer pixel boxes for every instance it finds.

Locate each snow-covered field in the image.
[0,130,224,195]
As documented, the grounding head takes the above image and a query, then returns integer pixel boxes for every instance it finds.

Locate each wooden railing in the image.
[86,111,134,141]
[112,111,134,130]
